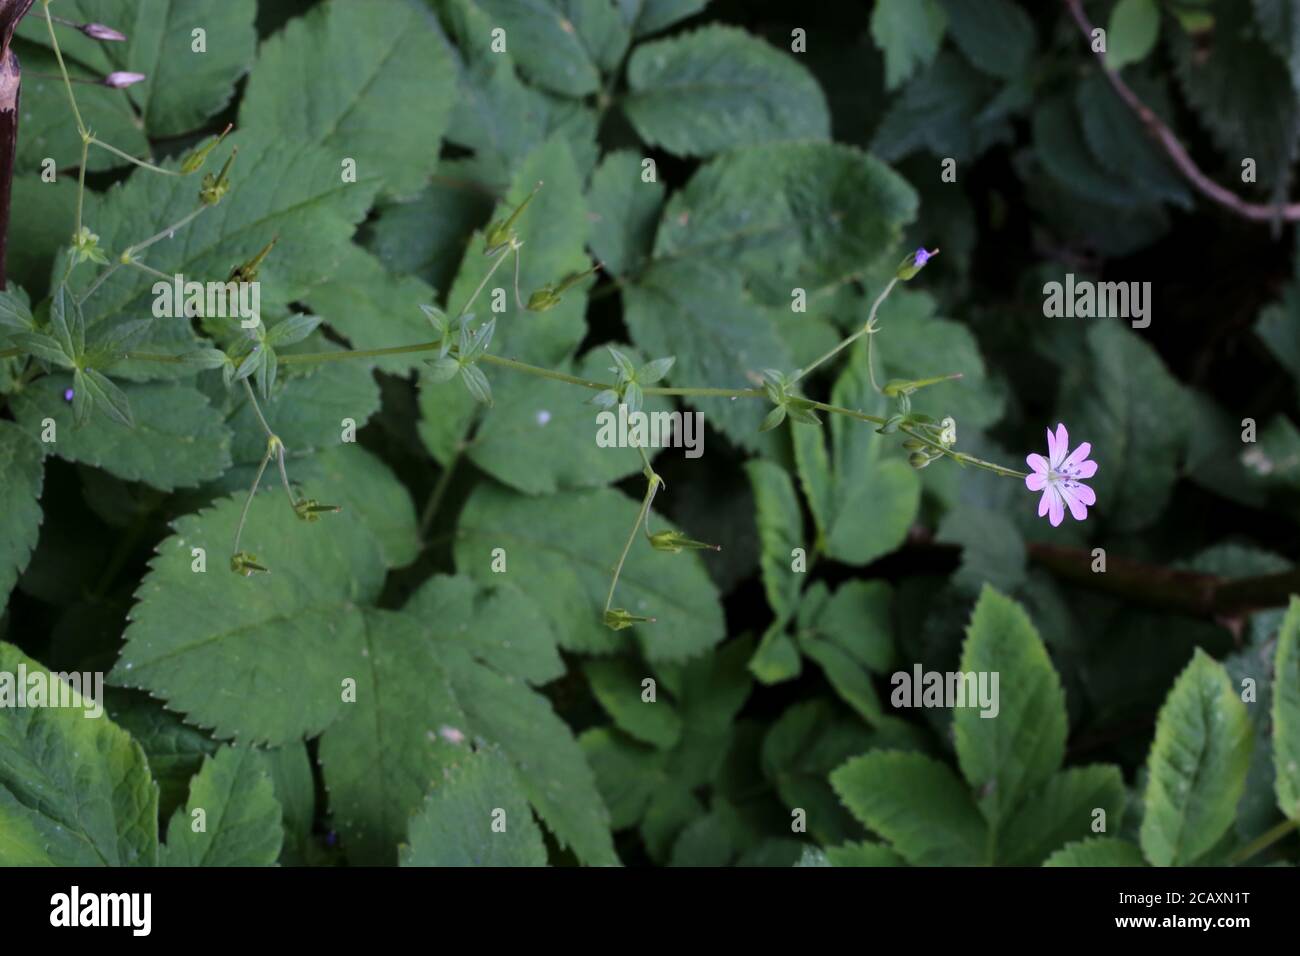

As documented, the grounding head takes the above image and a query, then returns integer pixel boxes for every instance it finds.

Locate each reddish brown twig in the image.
[1062,0,1300,223]
[0,1,37,290]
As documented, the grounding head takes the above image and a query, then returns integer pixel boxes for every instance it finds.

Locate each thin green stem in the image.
[75,138,88,235]
[1227,818,1298,865]
[605,474,661,614]
[274,442,296,509]
[43,1,85,134]
[241,378,275,440]
[792,277,898,387]
[279,341,442,366]
[79,207,207,304]
[458,245,512,319]
[233,447,273,556]
[419,453,460,536]
[89,137,179,176]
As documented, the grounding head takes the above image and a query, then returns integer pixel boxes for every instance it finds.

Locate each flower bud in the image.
[603,608,655,630]
[199,148,238,206]
[230,551,269,576]
[180,124,233,175]
[908,451,936,469]
[896,247,939,281]
[102,71,146,89]
[648,530,721,554]
[484,181,542,255]
[228,237,279,284]
[82,23,127,42]
[293,498,341,522]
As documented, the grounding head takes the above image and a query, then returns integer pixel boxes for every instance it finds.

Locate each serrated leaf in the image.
[0,423,45,608]
[110,488,386,745]
[619,0,708,38]
[580,727,669,829]
[1044,837,1147,867]
[472,0,607,97]
[745,460,803,623]
[1273,597,1300,820]
[870,0,948,90]
[81,368,135,428]
[937,0,1035,80]
[587,150,665,278]
[585,657,682,749]
[12,377,231,490]
[999,766,1127,866]
[239,0,454,195]
[831,750,988,865]
[623,26,830,157]
[455,483,725,661]
[1140,649,1254,866]
[653,141,917,302]
[0,642,158,865]
[400,748,547,866]
[160,746,283,866]
[954,587,1068,828]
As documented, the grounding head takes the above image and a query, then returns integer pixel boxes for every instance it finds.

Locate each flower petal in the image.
[1038,488,1052,518]
[1048,487,1065,527]
[1059,483,1090,522]
[1026,471,1047,491]
[1046,426,1061,465]
[1069,481,1096,506]
[1060,441,1092,474]
[1026,453,1050,474]
[1072,459,1098,480]
[1050,423,1069,468]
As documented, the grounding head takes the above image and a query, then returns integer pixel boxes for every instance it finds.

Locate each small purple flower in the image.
[63,388,75,402]
[913,248,933,268]
[102,71,146,89]
[82,23,127,42]
[1025,423,1097,527]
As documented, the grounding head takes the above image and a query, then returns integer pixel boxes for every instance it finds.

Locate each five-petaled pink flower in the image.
[1026,423,1097,527]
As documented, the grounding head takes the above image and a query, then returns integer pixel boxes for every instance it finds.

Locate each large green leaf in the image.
[400,748,547,866]
[618,0,708,38]
[954,587,1068,828]
[584,657,683,749]
[455,483,725,661]
[110,488,385,745]
[999,766,1127,866]
[160,745,284,866]
[745,460,804,623]
[0,643,158,865]
[0,422,44,608]
[1140,650,1254,866]
[472,0,616,98]
[653,142,917,301]
[623,26,830,156]
[831,750,988,865]
[1274,597,1300,820]
[936,0,1035,80]
[239,0,454,195]
[586,150,665,279]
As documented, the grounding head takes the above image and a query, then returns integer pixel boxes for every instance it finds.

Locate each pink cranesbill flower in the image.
[1025,423,1097,527]
[102,72,146,89]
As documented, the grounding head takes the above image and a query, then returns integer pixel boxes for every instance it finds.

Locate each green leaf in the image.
[439,644,618,865]
[999,766,1127,866]
[455,483,725,661]
[825,841,907,867]
[807,581,895,675]
[831,750,988,865]
[870,0,948,90]
[653,141,917,302]
[619,0,708,38]
[0,642,158,865]
[405,574,564,685]
[471,0,608,97]
[587,150,666,278]
[1044,838,1147,867]
[624,261,792,449]
[400,748,547,866]
[623,26,830,157]
[110,487,386,745]
[12,377,231,491]
[239,0,455,195]
[581,727,668,829]
[1058,321,1190,533]
[1255,0,1300,95]
[0,422,44,608]
[18,0,257,138]
[81,368,135,428]
[465,346,673,494]
[0,286,33,332]
[585,657,682,749]
[936,0,1035,80]
[1140,649,1254,866]
[1107,0,1161,70]
[744,460,804,624]
[954,587,1068,828]
[1273,597,1300,820]
[936,508,1027,596]
[792,348,921,565]
[160,746,284,866]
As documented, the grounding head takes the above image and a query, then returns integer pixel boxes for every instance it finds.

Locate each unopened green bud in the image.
[199,148,238,206]
[484,180,542,254]
[230,551,269,576]
[180,123,232,175]
[293,498,341,522]
[526,286,562,311]
[908,451,935,469]
[228,237,279,283]
[603,607,656,630]
[896,247,939,281]
[648,530,721,554]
